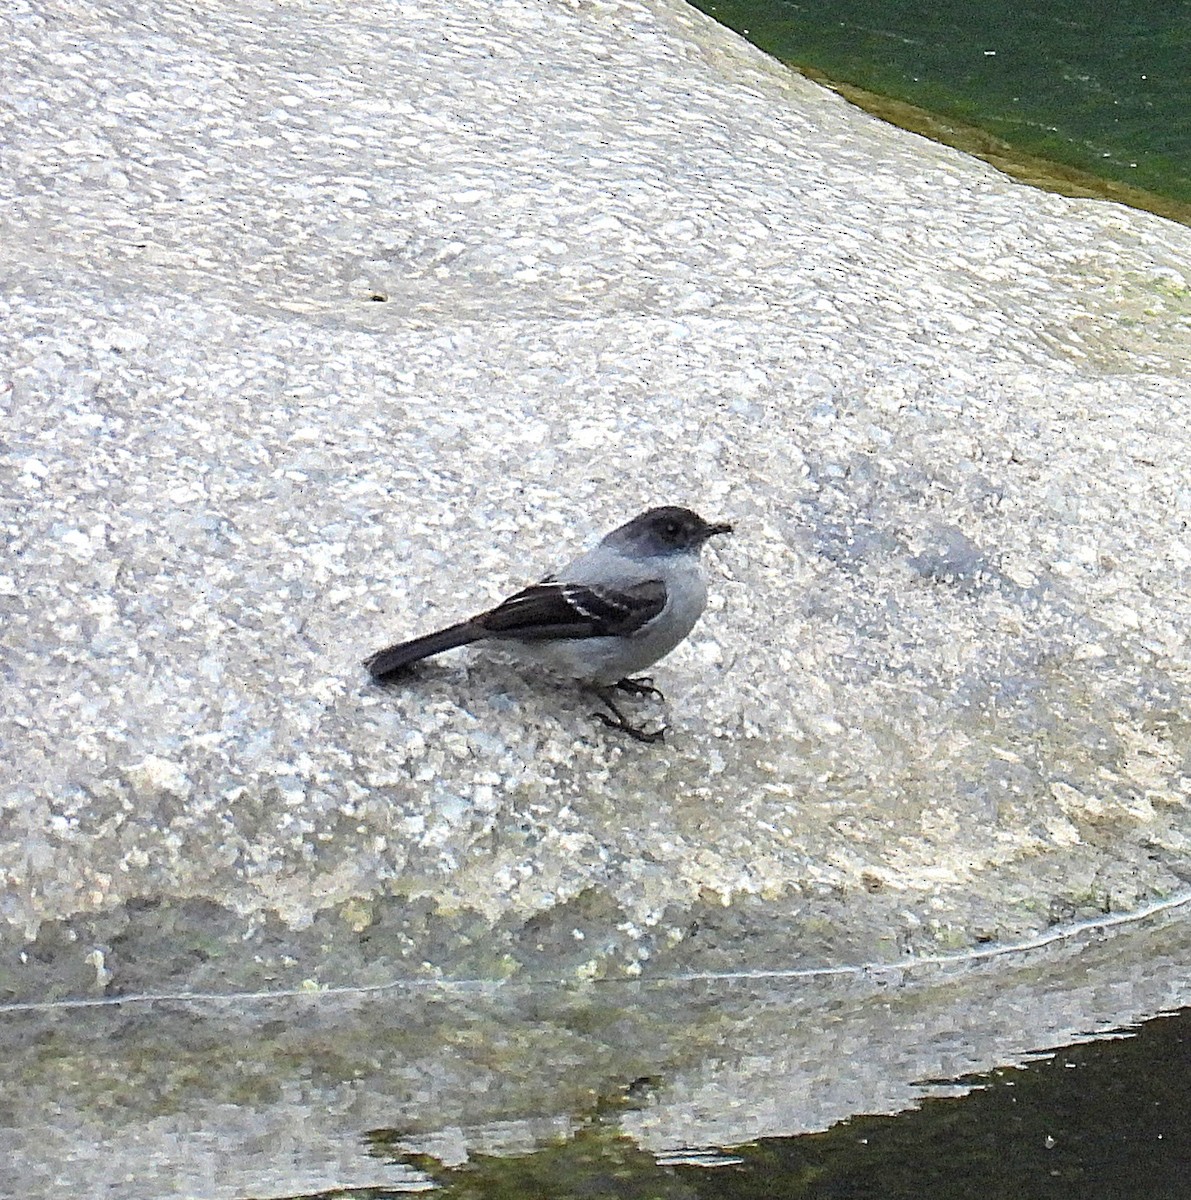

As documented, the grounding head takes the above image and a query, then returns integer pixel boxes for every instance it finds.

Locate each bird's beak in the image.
[704,521,734,538]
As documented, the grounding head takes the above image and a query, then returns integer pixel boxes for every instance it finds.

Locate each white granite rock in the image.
[1,0,1190,990]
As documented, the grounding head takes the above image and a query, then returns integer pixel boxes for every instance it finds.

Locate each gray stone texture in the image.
[2,0,1190,1004]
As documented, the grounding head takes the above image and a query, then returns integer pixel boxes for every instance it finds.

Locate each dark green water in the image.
[687,0,1191,208]
[364,1006,1191,1198]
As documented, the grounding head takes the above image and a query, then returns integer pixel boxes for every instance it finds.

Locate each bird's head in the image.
[605,506,733,557]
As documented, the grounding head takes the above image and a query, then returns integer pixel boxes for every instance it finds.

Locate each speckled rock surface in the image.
[2,0,1191,1003]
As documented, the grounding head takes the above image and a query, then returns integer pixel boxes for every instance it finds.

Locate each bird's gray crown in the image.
[602,505,733,557]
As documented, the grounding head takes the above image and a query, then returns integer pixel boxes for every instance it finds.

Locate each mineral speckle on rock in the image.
[1,0,1190,999]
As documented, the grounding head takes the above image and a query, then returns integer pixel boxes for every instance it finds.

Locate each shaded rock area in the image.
[2,0,1191,1009]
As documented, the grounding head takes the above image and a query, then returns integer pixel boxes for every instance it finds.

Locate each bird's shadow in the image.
[362,654,667,744]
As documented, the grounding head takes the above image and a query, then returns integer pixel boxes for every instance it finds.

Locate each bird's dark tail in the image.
[364,621,483,681]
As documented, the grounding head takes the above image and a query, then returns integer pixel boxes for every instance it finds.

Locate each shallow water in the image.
[5,903,1191,1198]
[689,0,1191,208]
[372,1008,1191,1198]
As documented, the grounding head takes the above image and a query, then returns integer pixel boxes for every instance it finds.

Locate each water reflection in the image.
[2,904,1190,1198]
[365,1009,1190,1198]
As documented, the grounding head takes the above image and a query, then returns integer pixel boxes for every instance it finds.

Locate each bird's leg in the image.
[614,676,665,702]
[590,685,666,744]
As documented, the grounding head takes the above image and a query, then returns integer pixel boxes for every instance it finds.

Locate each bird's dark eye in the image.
[665,521,680,538]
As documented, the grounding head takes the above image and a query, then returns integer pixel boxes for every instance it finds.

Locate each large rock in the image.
[2,0,1190,1004]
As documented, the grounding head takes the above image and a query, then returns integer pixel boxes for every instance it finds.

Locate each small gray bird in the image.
[365,505,732,741]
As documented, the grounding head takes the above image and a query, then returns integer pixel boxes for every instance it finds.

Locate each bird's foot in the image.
[591,685,666,744]
[593,710,666,744]
[614,676,665,702]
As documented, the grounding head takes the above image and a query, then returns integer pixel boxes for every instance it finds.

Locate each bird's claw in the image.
[590,683,667,744]
[592,710,666,744]
[614,676,665,702]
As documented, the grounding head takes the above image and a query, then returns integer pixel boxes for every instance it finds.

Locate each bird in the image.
[365,505,733,741]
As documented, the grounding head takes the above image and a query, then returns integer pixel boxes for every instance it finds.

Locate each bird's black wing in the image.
[477,579,666,641]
